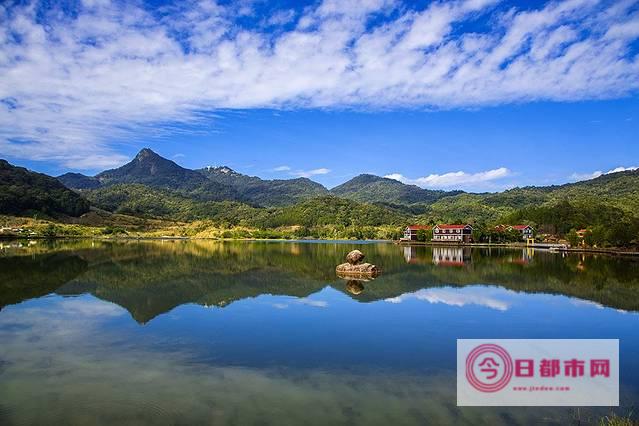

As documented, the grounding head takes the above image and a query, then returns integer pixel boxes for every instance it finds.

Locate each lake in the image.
[1,240,638,425]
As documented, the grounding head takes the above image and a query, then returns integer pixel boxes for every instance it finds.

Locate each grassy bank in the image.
[0,215,403,241]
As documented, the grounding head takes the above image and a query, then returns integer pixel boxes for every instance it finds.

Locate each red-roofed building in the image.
[508,225,534,240]
[494,224,534,240]
[402,225,432,241]
[432,224,473,243]
[576,229,588,238]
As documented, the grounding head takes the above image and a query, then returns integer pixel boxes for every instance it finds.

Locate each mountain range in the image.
[56,148,464,207]
[58,148,328,206]
[2,148,639,237]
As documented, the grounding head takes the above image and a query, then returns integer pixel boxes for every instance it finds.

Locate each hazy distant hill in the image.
[330,174,461,205]
[57,172,101,190]
[0,160,90,217]
[197,165,329,207]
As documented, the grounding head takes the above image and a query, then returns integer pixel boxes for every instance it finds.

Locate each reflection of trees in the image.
[0,253,87,310]
[354,248,639,311]
[2,241,639,322]
[55,241,407,322]
[58,266,326,324]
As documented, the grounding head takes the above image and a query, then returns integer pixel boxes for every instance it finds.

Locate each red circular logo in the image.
[466,344,513,392]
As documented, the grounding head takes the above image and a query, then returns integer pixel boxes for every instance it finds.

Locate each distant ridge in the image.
[57,172,101,190]
[330,174,462,205]
[197,165,328,207]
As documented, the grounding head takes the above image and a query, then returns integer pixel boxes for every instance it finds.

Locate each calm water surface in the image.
[1,240,638,425]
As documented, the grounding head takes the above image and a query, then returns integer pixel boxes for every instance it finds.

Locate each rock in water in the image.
[336,250,380,278]
[335,263,377,275]
[346,250,365,265]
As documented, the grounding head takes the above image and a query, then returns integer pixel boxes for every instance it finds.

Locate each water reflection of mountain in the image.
[0,253,87,310]
[1,241,638,321]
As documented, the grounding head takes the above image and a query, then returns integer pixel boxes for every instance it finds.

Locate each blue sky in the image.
[1,0,638,191]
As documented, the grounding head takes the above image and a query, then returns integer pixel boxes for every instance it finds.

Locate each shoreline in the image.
[2,235,639,256]
[394,240,639,256]
[0,235,393,243]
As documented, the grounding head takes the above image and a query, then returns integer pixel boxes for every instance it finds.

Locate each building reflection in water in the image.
[402,246,433,264]
[432,246,471,266]
[403,246,472,266]
[403,246,417,264]
[505,249,534,265]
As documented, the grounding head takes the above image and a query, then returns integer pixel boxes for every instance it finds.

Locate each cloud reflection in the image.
[385,286,512,311]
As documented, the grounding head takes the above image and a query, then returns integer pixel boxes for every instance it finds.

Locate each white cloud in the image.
[296,298,328,308]
[569,298,604,309]
[266,9,296,26]
[273,165,291,172]
[273,164,330,178]
[385,287,511,311]
[609,166,638,173]
[385,167,511,189]
[1,0,638,168]
[58,297,125,317]
[570,165,638,182]
[291,168,331,178]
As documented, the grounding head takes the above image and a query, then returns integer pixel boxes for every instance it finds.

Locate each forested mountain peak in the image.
[95,148,206,185]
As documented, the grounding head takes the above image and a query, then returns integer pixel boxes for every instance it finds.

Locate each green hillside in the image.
[84,183,255,223]
[485,169,639,213]
[198,166,328,206]
[86,184,406,228]
[254,196,408,228]
[330,174,460,205]
[0,160,90,217]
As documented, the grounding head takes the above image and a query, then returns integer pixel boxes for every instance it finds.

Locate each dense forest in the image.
[0,160,90,217]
